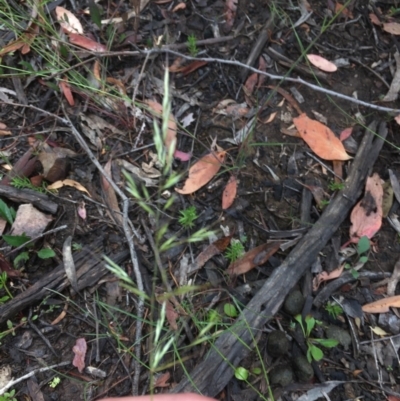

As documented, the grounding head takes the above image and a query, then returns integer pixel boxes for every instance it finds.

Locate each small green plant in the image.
[0,389,17,401]
[325,301,343,319]
[235,366,249,381]
[344,236,370,279]
[13,247,56,268]
[11,176,48,193]
[187,34,198,57]
[328,181,345,191]
[0,199,16,225]
[223,303,238,318]
[225,239,245,263]
[178,206,198,229]
[319,199,330,208]
[48,376,61,388]
[72,242,83,251]
[294,314,338,362]
[0,272,13,303]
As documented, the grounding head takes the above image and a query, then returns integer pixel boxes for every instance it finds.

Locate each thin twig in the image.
[93,49,400,114]
[0,361,70,395]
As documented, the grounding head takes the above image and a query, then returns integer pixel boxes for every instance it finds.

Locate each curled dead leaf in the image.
[362,295,400,313]
[48,179,91,196]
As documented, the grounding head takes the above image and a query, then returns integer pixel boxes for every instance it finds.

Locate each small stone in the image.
[326,325,351,350]
[269,364,294,387]
[267,331,290,357]
[292,355,314,382]
[283,290,305,316]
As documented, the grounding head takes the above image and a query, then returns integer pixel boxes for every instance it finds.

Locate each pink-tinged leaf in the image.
[223,0,237,33]
[172,2,186,11]
[174,149,192,162]
[68,33,107,52]
[55,6,84,34]
[222,176,237,210]
[307,54,338,72]
[77,202,87,220]
[72,338,87,373]
[349,173,383,243]
[339,127,353,141]
[243,73,258,97]
[369,13,381,26]
[395,114,400,125]
[313,264,344,291]
[383,22,400,35]
[59,78,74,106]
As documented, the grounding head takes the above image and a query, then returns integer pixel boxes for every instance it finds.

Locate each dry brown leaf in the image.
[68,33,107,52]
[55,6,84,34]
[349,173,383,243]
[383,22,400,35]
[335,2,353,19]
[0,24,38,56]
[172,2,186,12]
[145,100,177,155]
[48,179,91,196]
[0,123,11,136]
[267,85,303,115]
[59,78,74,106]
[362,295,400,313]
[228,241,281,276]
[175,151,226,194]
[293,113,351,160]
[313,264,344,291]
[369,13,381,26]
[222,176,237,210]
[154,372,171,388]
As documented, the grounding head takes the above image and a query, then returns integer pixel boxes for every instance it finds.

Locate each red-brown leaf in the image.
[228,242,281,276]
[222,176,237,210]
[68,33,107,52]
[175,151,226,194]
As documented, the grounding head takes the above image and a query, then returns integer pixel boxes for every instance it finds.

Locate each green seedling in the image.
[224,303,238,318]
[187,34,198,57]
[178,206,198,229]
[344,235,370,279]
[225,239,245,263]
[0,389,17,401]
[328,181,345,191]
[325,301,343,320]
[48,376,61,388]
[235,366,249,381]
[0,199,16,225]
[0,272,13,303]
[72,242,83,251]
[294,314,338,363]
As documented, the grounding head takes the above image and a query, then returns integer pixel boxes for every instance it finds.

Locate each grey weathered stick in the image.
[170,120,388,396]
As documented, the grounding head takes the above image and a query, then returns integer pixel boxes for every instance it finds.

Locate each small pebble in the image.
[326,325,351,350]
[292,355,314,382]
[269,364,294,387]
[267,331,290,357]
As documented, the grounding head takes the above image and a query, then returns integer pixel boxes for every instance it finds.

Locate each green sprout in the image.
[294,314,338,362]
[225,239,245,263]
[11,176,48,193]
[49,376,61,388]
[0,272,13,303]
[324,301,343,320]
[328,181,345,191]
[178,206,198,229]
[0,389,17,401]
[187,34,198,57]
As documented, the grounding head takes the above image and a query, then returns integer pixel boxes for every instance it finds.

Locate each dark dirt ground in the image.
[1,0,400,400]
